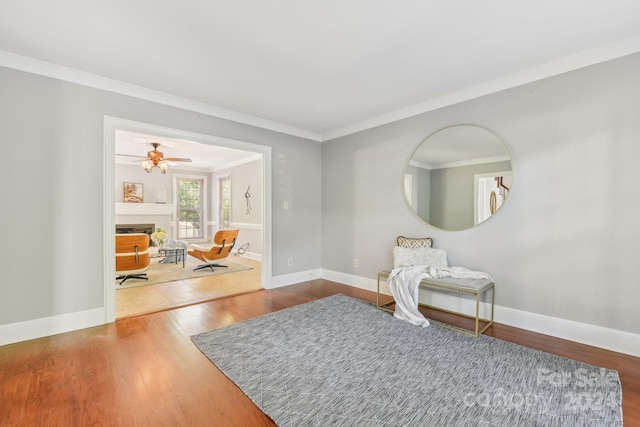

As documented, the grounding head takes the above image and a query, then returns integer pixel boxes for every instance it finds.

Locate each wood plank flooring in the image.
[116,257,262,318]
[1,280,638,426]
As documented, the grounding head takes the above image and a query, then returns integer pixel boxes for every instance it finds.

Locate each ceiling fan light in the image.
[142,160,152,173]
[159,161,168,173]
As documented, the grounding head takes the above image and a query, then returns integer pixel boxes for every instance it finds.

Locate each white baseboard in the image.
[494,306,640,359]
[232,250,261,261]
[321,269,640,358]
[321,269,378,291]
[270,268,322,289]
[4,270,638,359]
[0,308,106,347]
[0,267,316,345]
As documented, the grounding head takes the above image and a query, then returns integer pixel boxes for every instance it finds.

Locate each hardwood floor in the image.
[116,257,263,318]
[1,280,638,426]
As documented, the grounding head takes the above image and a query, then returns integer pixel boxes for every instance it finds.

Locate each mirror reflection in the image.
[404,125,513,231]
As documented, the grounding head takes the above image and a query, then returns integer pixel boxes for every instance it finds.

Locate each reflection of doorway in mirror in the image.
[404,174,414,209]
[474,172,512,225]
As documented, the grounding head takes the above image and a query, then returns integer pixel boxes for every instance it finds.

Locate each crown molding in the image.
[213,153,263,172]
[321,35,640,142]
[0,50,322,142]
[3,34,640,144]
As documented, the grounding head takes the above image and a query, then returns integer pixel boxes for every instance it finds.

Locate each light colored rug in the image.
[192,294,622,427]
[116,256,252,289]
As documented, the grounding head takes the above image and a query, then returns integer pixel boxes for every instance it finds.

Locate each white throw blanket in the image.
[388,265,493,327]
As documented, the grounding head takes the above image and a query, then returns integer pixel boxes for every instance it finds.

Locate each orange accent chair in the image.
[187,229,239,272]
[116,233,150,285]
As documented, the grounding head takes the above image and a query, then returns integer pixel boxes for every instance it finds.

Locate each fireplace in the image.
[116,223,154,246]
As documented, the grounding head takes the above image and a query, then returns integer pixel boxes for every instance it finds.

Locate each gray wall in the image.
[116,158,264,256]
[0,66,321,325]
[115,163,211,238]
[322,53,640,334]
[3,52,639,339]
[216,158,264,256]
[116,163,180,204]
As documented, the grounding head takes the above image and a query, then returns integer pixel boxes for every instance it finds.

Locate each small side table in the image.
[158,248,185,268]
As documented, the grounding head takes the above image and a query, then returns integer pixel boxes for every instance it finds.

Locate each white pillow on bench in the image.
[393,246,448,269]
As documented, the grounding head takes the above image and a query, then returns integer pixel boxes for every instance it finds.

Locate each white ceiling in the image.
[2,0,640,142]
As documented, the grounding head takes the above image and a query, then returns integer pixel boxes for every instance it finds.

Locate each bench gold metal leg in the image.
[376,271,495,337]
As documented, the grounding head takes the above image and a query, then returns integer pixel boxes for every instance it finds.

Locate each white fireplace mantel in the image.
[115,202,174,216]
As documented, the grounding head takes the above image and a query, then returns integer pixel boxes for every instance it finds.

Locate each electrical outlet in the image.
[288,257,293,266]
[353,259,358,268]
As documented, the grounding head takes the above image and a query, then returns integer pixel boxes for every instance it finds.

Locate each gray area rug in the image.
[191,294,622,426]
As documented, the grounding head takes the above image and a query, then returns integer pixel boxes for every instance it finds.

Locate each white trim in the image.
[4,36,640,143]
[230,222,262,231]
[232,251,262,262]
[263,160,273,288]
[0,308,106,347]
[0,50,320,142]
[173,173,208,241]
[410,156,511,171]
[104,116,273,321]
[408,160,432,170]
[115,202,174,215]
[431,155,511,170]
[270,269,322,289]
[213,154,263,172]
[473,170,513,225]
[103,118,116,323]
[215,172,232,230]
[322,269,640,358]
[5,265,638,357]
[322,35,640,141]
[321,269,378,292]
[495,305,640,359]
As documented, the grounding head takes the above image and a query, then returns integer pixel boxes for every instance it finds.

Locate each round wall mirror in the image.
[404,125,513,231]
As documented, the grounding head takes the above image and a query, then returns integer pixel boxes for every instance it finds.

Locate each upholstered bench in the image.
[377,236,495,337]
[376,271,495,337]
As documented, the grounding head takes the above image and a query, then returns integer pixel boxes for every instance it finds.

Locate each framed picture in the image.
[123,182,144,203]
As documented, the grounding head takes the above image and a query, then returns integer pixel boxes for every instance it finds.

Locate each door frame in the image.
[473,170,512,225]
[103,116,272,323]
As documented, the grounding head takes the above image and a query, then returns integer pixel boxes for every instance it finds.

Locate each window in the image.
[175,175,207,240]
[218,173,231,229]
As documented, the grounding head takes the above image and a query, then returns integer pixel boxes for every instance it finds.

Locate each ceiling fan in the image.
[118,142,192,174]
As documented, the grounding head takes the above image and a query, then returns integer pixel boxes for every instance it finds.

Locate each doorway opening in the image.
[104,117,272,321]
[474,171,512,225]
